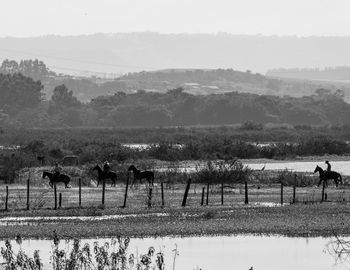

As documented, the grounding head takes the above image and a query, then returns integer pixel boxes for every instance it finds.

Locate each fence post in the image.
[201,187,205,205]
[5,186,8,211]
[54,183,57,210]
[59,193,62,208]
[182,178,191,207]
[161,182,165,207]
[148,187,153,207]
[123,173,129,208]
[79,178,82,207]
[221,183,224,205]
[321,180,325,202]
[102,180,106,206]
[206,183,210,205]
[244,181,249,204]
[26,178,30,210]
[293,174,296,204]
[280,182,283,205]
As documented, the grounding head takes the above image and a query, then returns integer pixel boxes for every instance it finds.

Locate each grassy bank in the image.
[1,204,350,239]
[1,181,348,214]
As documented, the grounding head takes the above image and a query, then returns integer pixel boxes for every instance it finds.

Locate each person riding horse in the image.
[103,161,111,174]
[52,162,62,182]
[314,162,342,187]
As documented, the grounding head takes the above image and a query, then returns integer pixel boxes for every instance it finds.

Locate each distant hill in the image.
[92,69,350,102]
[267,66,350,81]
[2,59,350,102]
[41,68,350,101]
[2,33,350,75]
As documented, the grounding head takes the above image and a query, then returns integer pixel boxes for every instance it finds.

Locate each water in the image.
[246,160,350,176]
[156,160,350,176]
[0,235,348,270]
[0,145,20,151]
[122,143,183,150]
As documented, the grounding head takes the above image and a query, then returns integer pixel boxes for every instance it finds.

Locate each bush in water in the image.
[1,232,165,270]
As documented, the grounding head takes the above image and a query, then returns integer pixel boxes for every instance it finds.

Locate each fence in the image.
[1,176,350,211]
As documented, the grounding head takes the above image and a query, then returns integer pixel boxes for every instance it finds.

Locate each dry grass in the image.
[0,182,349,212]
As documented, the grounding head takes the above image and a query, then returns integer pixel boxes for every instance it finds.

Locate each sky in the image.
[1,0,350,37]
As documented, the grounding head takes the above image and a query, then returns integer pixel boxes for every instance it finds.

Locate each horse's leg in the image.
[148,176,153,187]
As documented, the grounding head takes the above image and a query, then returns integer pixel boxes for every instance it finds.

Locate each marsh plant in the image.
[194,159,251,184]
[0,235,42,270]
[326,235,350,265]
[1,233,165,270]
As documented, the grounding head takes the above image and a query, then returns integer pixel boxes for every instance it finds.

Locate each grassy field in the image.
[1,183,350,239]
[0,203,350,239]
[1,183,349,212]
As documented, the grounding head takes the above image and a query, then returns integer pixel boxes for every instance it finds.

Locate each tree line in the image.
[0,70,350,128]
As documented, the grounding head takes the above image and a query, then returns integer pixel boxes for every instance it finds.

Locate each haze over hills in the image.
[2,59,350,103]
[267,66,350,82]
[2,33,350,75]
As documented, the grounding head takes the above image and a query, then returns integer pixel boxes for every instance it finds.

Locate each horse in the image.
[92,165,117,187]
[127,165,154,186]
[42,171,71,188]
[314,165,342,187]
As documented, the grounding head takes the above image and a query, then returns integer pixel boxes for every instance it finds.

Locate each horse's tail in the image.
[339,174,343,185]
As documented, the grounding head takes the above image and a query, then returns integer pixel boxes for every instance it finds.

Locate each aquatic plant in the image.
[0,235,42,270]
[1,232,165,270]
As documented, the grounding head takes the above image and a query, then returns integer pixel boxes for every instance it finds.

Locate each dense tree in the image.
[0,71,350,127]
[51,84,80,108]
[0,73,43,115]
[0,59,53,81]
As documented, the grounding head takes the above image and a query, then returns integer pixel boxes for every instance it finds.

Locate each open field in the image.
[1,183,350,239]
[1,202,350,239]
[1,183,350,213]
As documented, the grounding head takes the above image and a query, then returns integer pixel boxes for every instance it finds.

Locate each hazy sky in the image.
[1,0,350,37]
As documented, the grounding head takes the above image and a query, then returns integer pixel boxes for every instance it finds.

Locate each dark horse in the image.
[314,165,342,187]
[42,171,71,188]
[128,165,154,186]
[92,165,117,187]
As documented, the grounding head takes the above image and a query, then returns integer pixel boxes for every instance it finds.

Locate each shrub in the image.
[194,159,252,184]
[239,121,264,131]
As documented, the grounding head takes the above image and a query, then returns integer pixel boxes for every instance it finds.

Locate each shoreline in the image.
[1,204,350,240]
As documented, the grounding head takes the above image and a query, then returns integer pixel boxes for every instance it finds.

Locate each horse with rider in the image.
[314,160,342,187]
[92,160,117,187]
[42,162,71,188]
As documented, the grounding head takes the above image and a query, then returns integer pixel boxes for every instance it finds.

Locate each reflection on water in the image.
[0,212,169,225]
[326,236,350,268]
[1,235,349,270]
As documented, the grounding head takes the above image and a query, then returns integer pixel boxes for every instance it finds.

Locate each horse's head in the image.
[42,171,47,179]
[314,165,322,173]
[128,165,135,171]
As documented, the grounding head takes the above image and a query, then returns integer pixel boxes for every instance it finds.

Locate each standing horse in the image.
[128,165,154,186]
[92,165,117,187]
[42,171,71,188]
[314,165,342,187]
